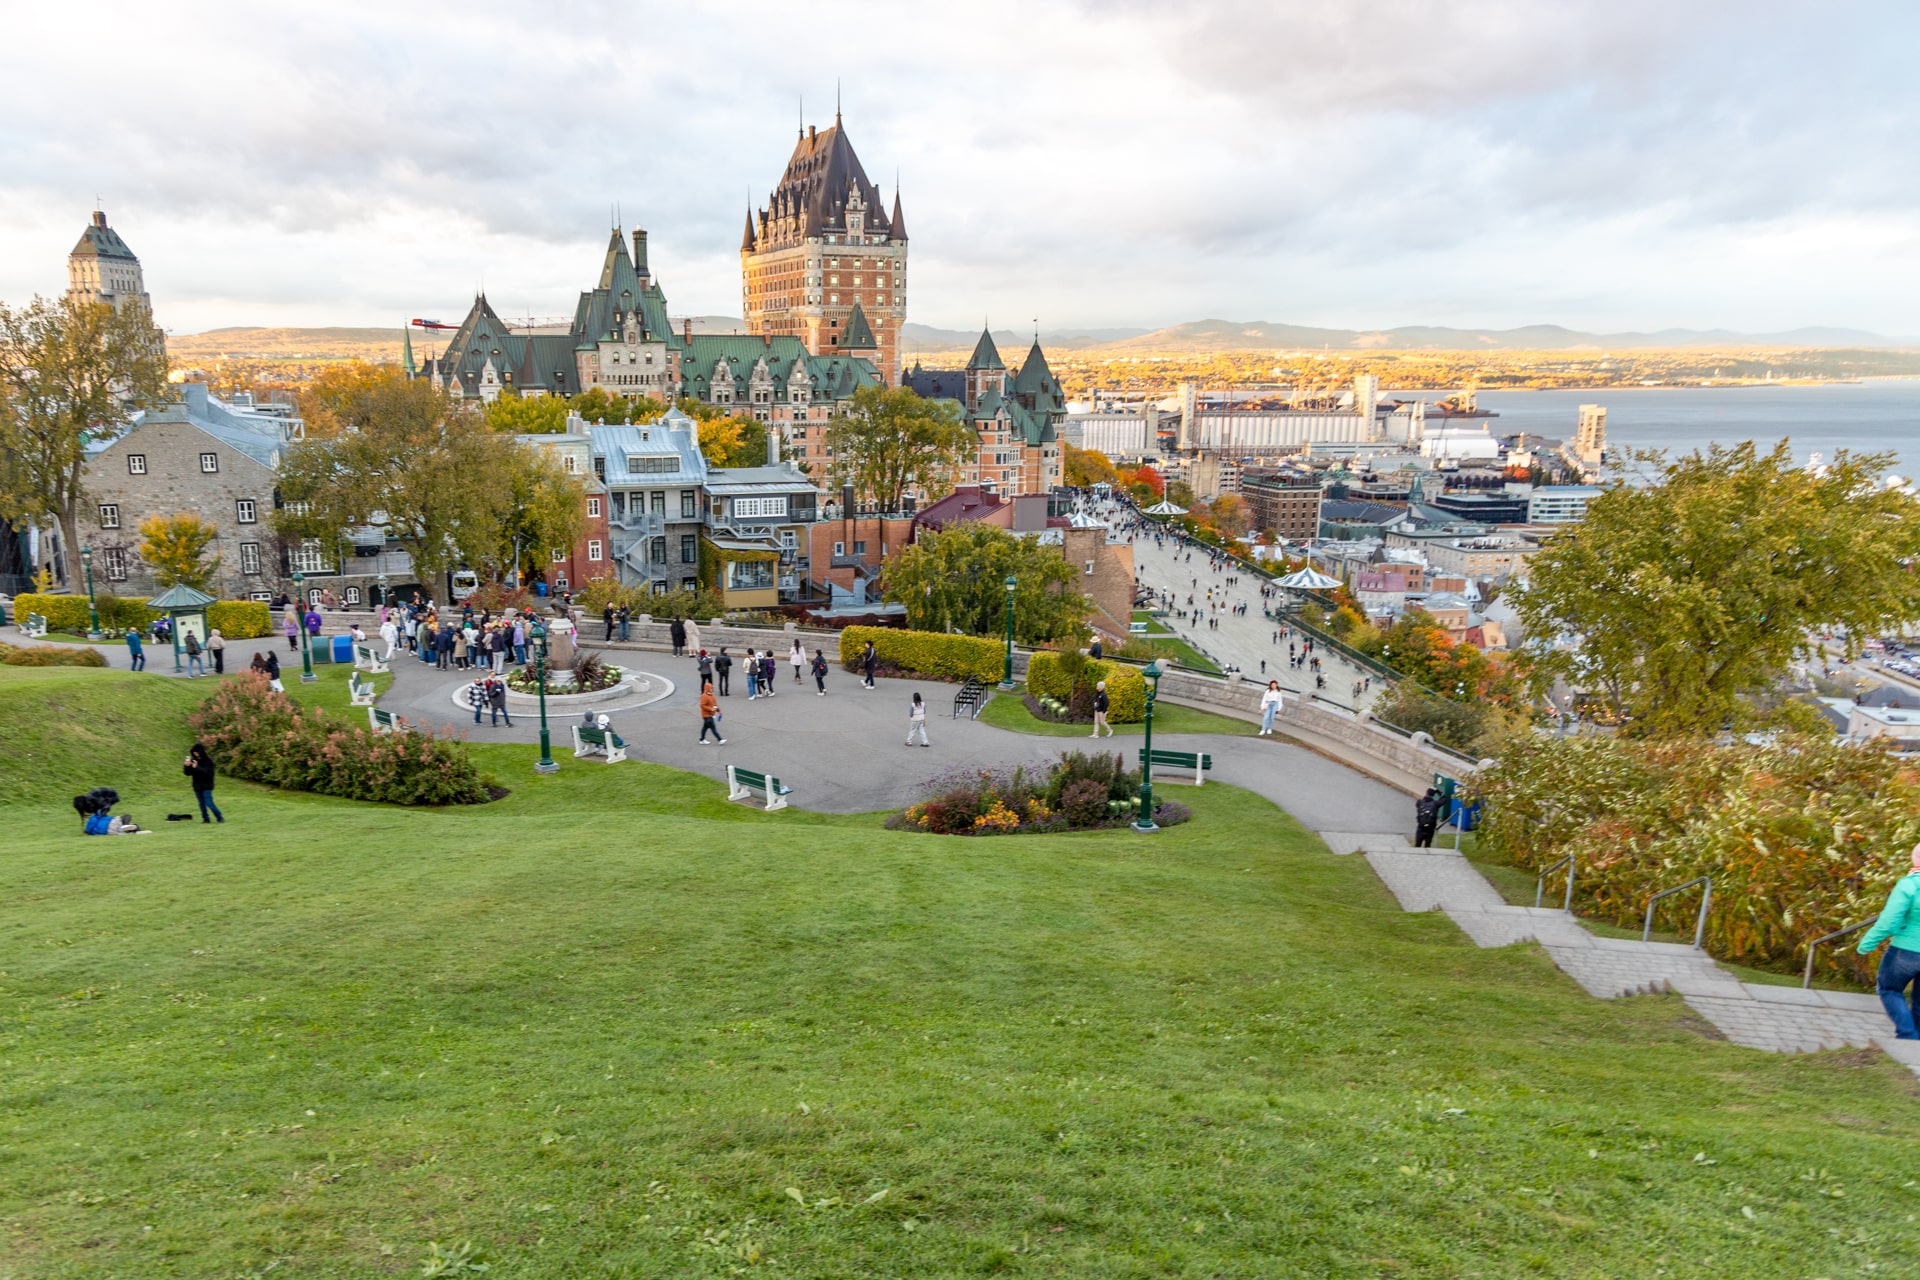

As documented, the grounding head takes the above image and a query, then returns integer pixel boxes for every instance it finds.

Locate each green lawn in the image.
[3,667,1919,1277]
[978,689,1257,738]
[39,631,123,646]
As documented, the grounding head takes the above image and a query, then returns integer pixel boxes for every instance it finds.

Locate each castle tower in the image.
[67,210,150,313]
[741,113,907,383]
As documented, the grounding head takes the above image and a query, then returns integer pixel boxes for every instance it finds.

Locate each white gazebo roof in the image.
[1275,567,1342,590]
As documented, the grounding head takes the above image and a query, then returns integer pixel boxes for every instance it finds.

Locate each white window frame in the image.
[587,497,601,518]
[732,495,789,519]
[551,548,567,563]
[98,503,119,529]
[587,539,603,562]
[240,541,262,575]
[236,498,257,524]
[102,547,128,581]
[290,540,333,574]
[200,452,219,474]
[127,454,147,475]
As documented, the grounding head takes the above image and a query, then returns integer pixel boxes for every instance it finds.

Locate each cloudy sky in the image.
[3,1,1915,337]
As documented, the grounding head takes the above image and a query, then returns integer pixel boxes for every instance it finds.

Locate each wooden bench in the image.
[367,707,414,735]
[1138,747,1213,786]
[727,765,791,811]
[354,644,389,674]
[348,672,377,706]
[953,676,987,720]
[20,612,48,638]
[571,724,628,764]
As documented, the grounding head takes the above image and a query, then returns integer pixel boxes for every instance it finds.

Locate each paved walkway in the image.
[1088,503,1384,711]
[1357,834,1920,1077]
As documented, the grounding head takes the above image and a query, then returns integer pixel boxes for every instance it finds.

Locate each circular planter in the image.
[446,666,676,713]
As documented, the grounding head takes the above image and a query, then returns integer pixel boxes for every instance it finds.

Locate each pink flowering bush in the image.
[189,675,491,806]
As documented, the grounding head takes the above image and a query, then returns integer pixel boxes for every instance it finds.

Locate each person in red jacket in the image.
[698,682,726,745]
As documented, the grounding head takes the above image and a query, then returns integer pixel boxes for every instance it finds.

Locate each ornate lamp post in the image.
[80,545,100,638]
[531,619,558,774]
[375,571,389,610]
[999,573,1018,690]
[293,570,316,683]
[1133,659,1164,833]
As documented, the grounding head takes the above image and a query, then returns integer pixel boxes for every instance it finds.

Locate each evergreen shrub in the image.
[837,626,1004,683]
[1026,651,1145,722]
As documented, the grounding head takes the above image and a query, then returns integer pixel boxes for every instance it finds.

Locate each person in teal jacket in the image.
[1857,843,1920,1040]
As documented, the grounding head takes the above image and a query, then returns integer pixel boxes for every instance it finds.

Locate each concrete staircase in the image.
[1335,835,1920,1077]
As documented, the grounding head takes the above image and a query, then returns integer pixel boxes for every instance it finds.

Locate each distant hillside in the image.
[1099,319,1915,353]
[168,327,402,361]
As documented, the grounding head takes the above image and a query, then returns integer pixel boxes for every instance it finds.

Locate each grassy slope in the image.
[2,668,1918,1278]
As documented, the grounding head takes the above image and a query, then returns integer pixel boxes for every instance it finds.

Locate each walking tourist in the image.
[183,629,204,678]
[125,628,145,671]
[183,742,223,824]
[745,649,760,699]
[811,648,829,694]
[862,640,878,689]
[487,675,512,726]
[715,647,732,695]
[1090,681,1114,738]
[791,638,806,684]
[1259,680,1283,736]
[1858,843,1920,1040]
[906,691,930,746]
[208,628,225,674]
[468,675,489,725]
[698,681,726,744]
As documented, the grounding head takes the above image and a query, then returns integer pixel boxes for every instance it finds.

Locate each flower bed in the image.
[887,751,1192,836]
[505,650,621,694]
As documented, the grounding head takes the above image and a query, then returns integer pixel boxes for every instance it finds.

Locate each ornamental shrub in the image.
[99,595,158,631]
[189,674,491,806]
[207,600,272,639]
[2,644,107,667]
[1474,734,1920,981]
[10,592,91,634]
[838,625,1003,683]
[1027,652,1146,722]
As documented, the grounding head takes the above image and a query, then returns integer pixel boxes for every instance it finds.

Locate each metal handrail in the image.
[1535,854,1576,912]
[1802,920,1872,988]
[1642,876,1713,949]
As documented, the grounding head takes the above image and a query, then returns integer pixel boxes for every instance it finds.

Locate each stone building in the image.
[68,210,150,313]
[81,384,300,600]
[904,329,1064,496]
[585,410,710,597]
[740,113,908,384]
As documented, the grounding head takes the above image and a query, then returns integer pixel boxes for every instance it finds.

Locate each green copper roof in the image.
[966,328,1004,371]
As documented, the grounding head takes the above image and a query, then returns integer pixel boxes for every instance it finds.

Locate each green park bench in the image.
[354,644,389,674]
[21,612,48,638]
[367,707,413,735]
[348,672,377,706]
[571,723,628,764]
[1138,747,1213,786]
[727,764,792,811]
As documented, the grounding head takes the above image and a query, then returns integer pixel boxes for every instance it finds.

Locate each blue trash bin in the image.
[330,634,354,664]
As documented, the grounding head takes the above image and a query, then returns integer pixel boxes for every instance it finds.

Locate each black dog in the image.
[72,788,120,818]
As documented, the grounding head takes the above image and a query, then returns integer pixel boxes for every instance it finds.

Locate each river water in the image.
[1406,382,1920,476]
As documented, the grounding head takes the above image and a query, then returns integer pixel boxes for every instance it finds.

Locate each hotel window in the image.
[681,490,697,518]
[240,542,262,575]
[102,547,128,581]
[98,503,119,529]
[200,452,219,473]
[127,454,147,475]
[236,499,257,524]
[587,497,601,518]
[588,540,603,562]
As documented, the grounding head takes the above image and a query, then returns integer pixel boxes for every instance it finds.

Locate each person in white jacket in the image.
[379,618,399,661]
[906,691,930,747]
[1259,680,1284,736]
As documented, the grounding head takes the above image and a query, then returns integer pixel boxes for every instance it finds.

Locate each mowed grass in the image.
[3,670,1920,1277]
[977,690,1257,739]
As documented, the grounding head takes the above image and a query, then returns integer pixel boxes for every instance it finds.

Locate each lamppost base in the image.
[300,673,318,683]
[997,680,1018,691]
[1131,819,1160,833]
[534,760,560,775]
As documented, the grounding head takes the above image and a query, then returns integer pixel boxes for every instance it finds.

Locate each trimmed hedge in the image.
[9,592,270,639]
[208,600,272,639]
[1027,650,1145,722]
[11,593,90,633]
[837,625,1004,683]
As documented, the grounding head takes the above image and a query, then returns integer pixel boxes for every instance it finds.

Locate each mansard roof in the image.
[752,120,894,249]
[427,293,579,397]
[678,333,881,403]
[71,211,137,261]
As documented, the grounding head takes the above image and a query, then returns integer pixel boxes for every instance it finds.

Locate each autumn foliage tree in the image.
[826,385,972,510]
[136,513,222,591]
[883,522,1088,644]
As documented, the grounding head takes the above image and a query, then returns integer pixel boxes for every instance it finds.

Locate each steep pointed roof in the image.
[1012,339,1064,414]
[741,208,757,252]
[966,328,1005,371]
[840,302,878,350]
[889,190,908,242]
[401,324,415,376]
[756,119,892,248]
[597,228,636,291]
[70,210,137,261]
